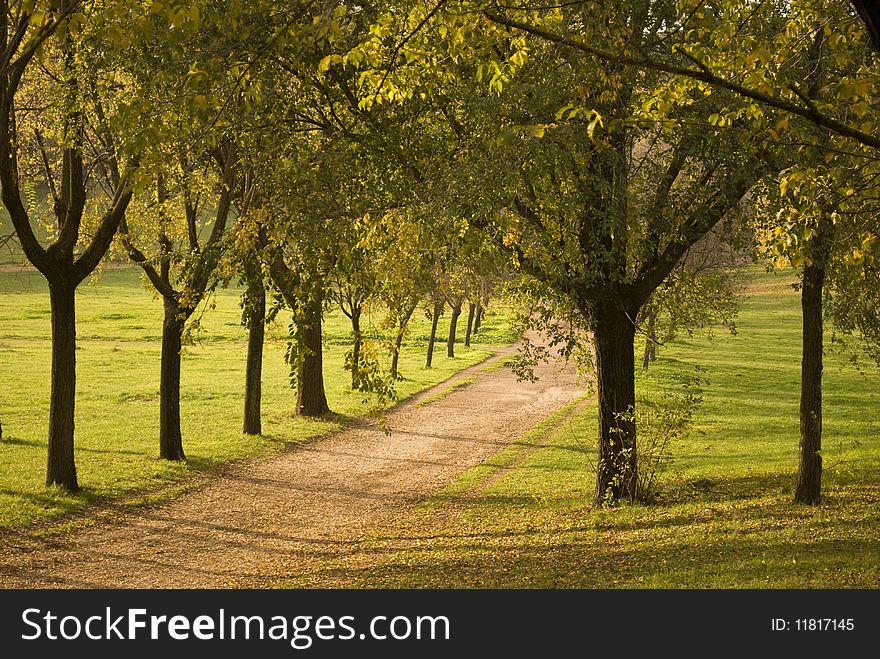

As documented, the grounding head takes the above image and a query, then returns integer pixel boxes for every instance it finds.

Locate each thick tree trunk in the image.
[593,298,639,505]
[795,254,829,504]
[447,300,462,358]
[159,297,186,461]
[46,278,78,491]
[425,299,443,368]
[243,274,265,436]
[464,302,476,347]
[350,307,361,390]
[296,299,329,417]
[641,307,657,370]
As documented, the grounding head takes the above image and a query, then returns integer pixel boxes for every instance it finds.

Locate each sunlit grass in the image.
[281,266,880,589]
[0,266,516,531]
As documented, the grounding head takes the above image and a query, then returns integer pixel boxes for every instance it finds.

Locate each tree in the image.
[120,146,239,460]
[332,215,379,390]
[455,0,880,505]
[453,11,766,503]
[241,252,266,435]
[425,295,444,368]
[264,234,331,417]
[446,290,464,358]
[361,208,436,380]
[0,2,137,490]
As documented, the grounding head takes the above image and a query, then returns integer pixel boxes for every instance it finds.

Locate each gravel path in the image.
[0,346,583,588]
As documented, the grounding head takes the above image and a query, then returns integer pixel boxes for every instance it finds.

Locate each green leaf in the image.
[555,104,575,121]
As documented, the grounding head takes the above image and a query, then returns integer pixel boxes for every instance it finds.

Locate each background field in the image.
[282,267,880,588]
[0,266,517,532]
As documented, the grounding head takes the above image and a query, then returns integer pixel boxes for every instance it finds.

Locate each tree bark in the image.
[795,226,832,505]
[296,299,329,417]
[447,298,462,358]
[593,298,639,505]
[46,277,78,490]
[350,305,361,389]
[464,302,476,347]
[159,297,186,461]
[243,271,265,436]
[425,299,443,368]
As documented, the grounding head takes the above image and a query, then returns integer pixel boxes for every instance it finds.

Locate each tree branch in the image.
[484,9,880,152]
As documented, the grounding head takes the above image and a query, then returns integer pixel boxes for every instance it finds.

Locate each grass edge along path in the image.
[0,267,517,537]
[0,347,507,545]
[278,267,880,589]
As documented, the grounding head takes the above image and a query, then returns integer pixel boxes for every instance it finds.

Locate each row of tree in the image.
[1,0,507,489]
[3,0,880,509]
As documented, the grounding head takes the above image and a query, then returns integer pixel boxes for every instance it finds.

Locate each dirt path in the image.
[0,346,583,588]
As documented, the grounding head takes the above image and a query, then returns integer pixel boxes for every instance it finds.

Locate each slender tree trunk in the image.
[159,297,186,461]
[46,277,78,490]
[447,299,462,358]
[425,299,443,368]
[391,332,405,379]
[593,298,639,505]
[473,300,483,335]
[243,271,265,436]
[795,227,832,505]
[391,303,417,380]
[464,302,476,347]
[641,307,657,370]
[350,306,361,390]
[297,299,329,417]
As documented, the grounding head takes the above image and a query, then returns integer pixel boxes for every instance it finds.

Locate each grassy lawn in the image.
[0,266,517,532]
[0,208,29,267]
[282,266,880,588]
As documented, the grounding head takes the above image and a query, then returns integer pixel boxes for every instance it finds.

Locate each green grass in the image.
[0,266,517,532]
[416,375,477,406]
[281,266,880,589]
[0,207,27,267]
[482,356,516,373]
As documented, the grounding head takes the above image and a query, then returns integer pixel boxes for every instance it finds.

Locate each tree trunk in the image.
[296,299,329,417]
[447,300,462,358]
[350,306,361,390]
[641,307,657,370]
[473,300,483,335]
[795,233,831,505]
[593,298,639,505]
[159,297,186,461]
[243,273,265,436]
[425,299,443,368]
[391,303,416,380]
[464,302,476,347]
[46,278,78,491]
[391,331,405,379]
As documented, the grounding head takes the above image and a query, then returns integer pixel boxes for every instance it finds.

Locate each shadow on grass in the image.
[330,533,880,588]
[0,487,99,509]
[0,434,145,457]
[288,471,880,587]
